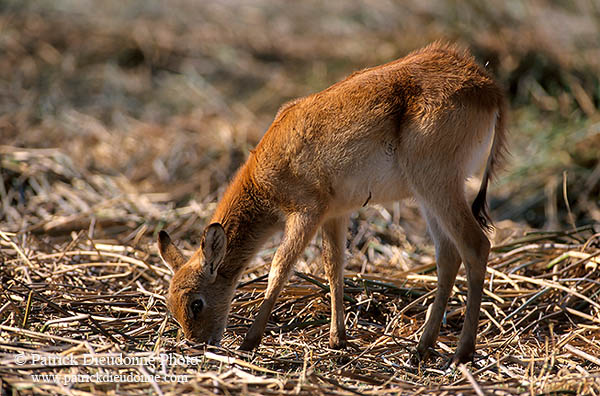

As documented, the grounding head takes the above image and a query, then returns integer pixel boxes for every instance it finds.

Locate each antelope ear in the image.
[157,231,187,273]
[201,223,227,283]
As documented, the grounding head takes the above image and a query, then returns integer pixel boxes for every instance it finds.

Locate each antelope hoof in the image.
[238,335,261,351]
[410,344,434,366]
[415,348,430,362]
[414,336,437,362]
[329,334,347,349]
[446,347,475,368]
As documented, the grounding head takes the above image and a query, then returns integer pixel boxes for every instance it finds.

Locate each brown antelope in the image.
[158,42,507,365]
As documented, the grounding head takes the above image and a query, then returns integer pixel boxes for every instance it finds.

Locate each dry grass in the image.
[1,1,600,395]
[1,142,599,395]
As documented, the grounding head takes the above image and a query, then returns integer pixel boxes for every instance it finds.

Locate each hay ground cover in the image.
[1,1,600,395]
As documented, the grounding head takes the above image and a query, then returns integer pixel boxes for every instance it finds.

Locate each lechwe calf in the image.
[158,42,507,365]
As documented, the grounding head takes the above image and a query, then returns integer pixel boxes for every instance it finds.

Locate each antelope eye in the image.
[190,299,204,316]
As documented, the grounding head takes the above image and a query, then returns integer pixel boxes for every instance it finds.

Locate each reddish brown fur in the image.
[158,42,507,365]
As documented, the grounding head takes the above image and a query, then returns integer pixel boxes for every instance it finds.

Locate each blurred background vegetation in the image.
[1,0,599,234]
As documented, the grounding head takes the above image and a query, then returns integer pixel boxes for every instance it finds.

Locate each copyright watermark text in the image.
[11,353,198,384]
[30,372,189,384]
[14,352,201,367]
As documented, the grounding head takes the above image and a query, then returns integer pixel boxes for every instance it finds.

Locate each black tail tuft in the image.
[472,103,505,233]
[471,176,493,232]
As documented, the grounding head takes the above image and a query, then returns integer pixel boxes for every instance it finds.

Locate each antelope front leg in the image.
[322,216,349,349]
[239,211,322,351]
